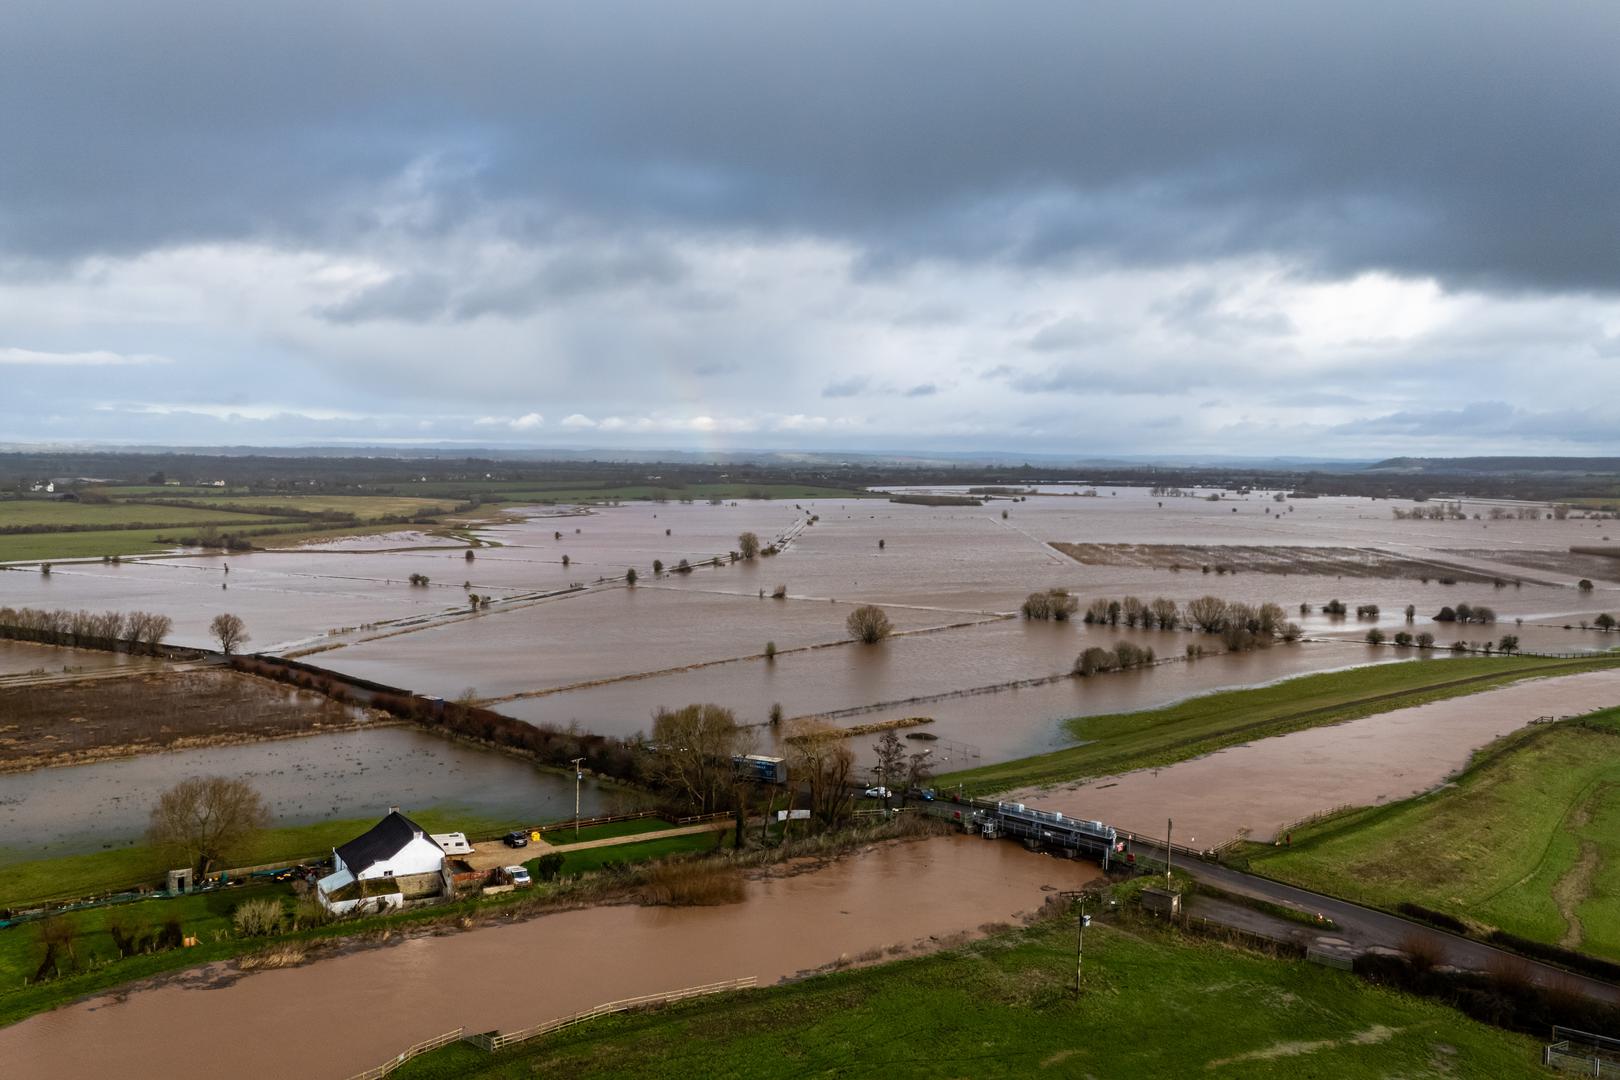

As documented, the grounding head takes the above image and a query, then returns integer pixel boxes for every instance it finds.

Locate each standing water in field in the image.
[0,727,630,863]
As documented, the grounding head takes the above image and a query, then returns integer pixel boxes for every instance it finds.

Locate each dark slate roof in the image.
[334,811,440,875]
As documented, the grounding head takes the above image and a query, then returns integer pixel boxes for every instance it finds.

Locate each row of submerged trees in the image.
[0,605,174,654]
[1023,592,1304,653]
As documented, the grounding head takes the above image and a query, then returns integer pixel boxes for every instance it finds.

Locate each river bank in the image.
[0,835,1096,1079]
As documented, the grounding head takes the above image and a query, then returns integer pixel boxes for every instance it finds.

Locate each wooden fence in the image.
[342,1027,465,1080]
[463,977,758,1053]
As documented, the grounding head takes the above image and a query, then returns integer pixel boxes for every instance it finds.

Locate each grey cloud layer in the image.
[5,0,1620,290]
[1,1,1618,453]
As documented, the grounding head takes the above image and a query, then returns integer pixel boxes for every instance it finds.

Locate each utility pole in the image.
[1075,897,1090,998]
[571,757,586,840]
[1165,817,1173,883]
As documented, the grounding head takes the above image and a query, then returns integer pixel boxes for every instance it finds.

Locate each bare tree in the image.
[1149,597,1180,630]
[650,704,750,812]
[209,612,249,654]
[1185,595,1231,633]
[786,719,855,824]
[846,604,893,644]
[148,776,270,875]
[737,531,761,560]
[872,730,906,791]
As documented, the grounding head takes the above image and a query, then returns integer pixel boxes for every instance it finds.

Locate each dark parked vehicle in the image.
[503,830,529,848]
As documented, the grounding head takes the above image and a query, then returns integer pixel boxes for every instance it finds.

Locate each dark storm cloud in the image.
[3,0,1619,291]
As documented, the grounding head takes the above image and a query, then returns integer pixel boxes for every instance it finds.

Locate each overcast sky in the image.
[2,1,1618,457]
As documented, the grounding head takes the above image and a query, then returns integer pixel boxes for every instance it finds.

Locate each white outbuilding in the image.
[317,809,449,914]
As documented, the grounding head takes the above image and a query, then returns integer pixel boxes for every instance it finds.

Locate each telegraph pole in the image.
[572,757,586,840]
[1075,896,1090,998]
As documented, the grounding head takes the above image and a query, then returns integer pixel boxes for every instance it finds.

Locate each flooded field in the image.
[0,836,1093,1080]
[505,632,1425,763]
[1019,666,1620,845]
[2,490,1613,776]
[0,641,153,678]
[0,727,629,863]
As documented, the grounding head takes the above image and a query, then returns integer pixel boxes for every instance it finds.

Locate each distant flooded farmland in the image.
[2,490,1613,778]
[0,727,628,863]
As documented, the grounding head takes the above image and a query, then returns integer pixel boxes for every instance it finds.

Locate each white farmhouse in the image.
[317,809,449,914]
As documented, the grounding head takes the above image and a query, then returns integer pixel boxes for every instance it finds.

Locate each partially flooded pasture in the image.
[0,727,627,862]
[315,585,969,699]
[502,626,1427,762]
[0,640,154,677]
[2,490,1613,774]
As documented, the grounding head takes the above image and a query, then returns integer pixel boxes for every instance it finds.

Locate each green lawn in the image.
[0,809,510,910]
[527,831,732,877]
[939,654,1620,793]
[0,882,286,993]
[0,501,276,528]
[159,494,463,518]
[1246,708,1620,959]
[393,916,1540,1079]
[538,818,680,845]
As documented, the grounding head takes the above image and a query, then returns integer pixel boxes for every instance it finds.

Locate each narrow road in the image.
[463,821,731,871]
[1132,838,1620,1004]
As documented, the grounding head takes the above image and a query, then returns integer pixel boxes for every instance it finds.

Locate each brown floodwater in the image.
[0,640,155,677]
[0,836,1095,1080]
[1017,667,1620,845]
[504,633,1427,764]
[1,492,1609,772]
[0,727,633,862]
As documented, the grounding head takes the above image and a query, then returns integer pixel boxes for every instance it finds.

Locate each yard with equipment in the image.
[1244,707,1620,961]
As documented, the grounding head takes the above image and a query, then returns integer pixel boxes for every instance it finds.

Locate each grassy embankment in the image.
[1244,707,1620,960]
[392,916,1541,1079]
[938,654,1620,794]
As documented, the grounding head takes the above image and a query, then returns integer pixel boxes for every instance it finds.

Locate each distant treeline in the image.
[6,450,1620,503]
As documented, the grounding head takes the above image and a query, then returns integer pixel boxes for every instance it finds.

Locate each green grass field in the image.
[0,501,276,528]
[159,494,463,518]
[1246,708,1620,959]
[528,831,732,877]
[392,916,1540,1079]
[938,654,1620,793]
[0,809,509,910]
[539,818,681,845]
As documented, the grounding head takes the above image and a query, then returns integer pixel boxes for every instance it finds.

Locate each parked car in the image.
[863,786,891,799]
[503,830,529,848]
[907,787,936,802]
[506,866,532,888]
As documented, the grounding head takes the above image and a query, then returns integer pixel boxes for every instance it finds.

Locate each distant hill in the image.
[1366,457,1620,476]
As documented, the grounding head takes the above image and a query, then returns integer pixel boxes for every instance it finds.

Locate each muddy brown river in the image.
[0,836,1093,1080]
[1019,667,1620,845]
